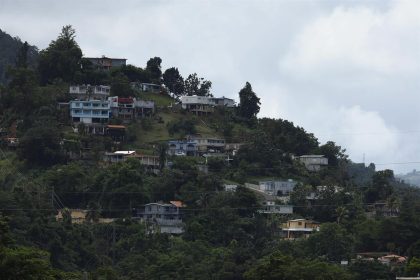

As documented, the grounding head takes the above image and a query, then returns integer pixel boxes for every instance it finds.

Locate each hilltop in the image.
[0,29,38,84]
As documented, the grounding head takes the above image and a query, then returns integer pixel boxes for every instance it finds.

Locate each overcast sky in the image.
[1,0,419,173]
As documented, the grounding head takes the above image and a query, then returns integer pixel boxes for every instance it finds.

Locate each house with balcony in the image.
[259,179,297,197]
[298,155,328,171]
[85,56,127,71]
[135,201,185,234]
[168,140,197,156]
[69,100,111,134]
[69,85,111,100]
[109,96,135,121]
[180,95,215,115]
[281,219,320,239]
[187,135,226,155]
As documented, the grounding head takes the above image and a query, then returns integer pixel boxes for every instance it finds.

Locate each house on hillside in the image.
[103,150,136,163]
[103,151,160,172]
[109,96,135,121]
[180,95,215,115]
[69,85,110,100]
[69,99,111,134]
[366,202,400,218]
[281,219,320,239]
[258,201,293,215]
[85,56,127,71]
[108,96,155,121]
[130,82,162,93]
[298,155,328,171]
[259,180,297,197]
[56,209,114,224]
[211,96,235,107]
[187,135,226,155]
[167,140,197,156]
[135,201,185,234]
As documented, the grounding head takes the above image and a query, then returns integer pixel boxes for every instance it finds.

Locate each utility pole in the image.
[112,224,116,265]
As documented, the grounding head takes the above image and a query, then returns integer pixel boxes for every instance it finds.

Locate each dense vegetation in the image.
[1,26,420,279]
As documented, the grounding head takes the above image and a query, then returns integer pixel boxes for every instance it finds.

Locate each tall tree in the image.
[38,25,82,84]
[184,73,212,97]
[163,67,184,97]
[238,82,260,119]
[146,57,162,83]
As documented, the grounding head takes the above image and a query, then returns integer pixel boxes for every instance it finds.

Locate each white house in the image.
[298,155,328,171]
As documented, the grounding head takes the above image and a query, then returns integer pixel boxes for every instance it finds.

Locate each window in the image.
[298,222,302,226]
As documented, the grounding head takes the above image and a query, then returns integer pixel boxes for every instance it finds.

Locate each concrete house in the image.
[187,135,226,155]
[136,201,185,234]
[168,140,197,156]
[69,99,111,125]
[259,201,294,215]
[281,219,320,239]
[298,155,328,171]
[259,180,297,196]
[211,96,235,107]
[180,95,236,115]
[180,95,215,115]
[109,96,135,121]
[85,56,127,71]
[103,150,136,163]
[130,82,162,93]
[69,85,110,100]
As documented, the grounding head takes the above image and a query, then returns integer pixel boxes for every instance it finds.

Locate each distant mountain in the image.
[0,29,38,84]
[396,170,420,187]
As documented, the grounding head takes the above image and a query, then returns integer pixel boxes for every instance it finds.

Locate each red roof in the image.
[118,97,134,103]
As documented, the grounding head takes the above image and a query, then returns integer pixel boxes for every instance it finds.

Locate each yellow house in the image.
[56,209,87,224]
[56,209,114,224]
[281,219,320,239]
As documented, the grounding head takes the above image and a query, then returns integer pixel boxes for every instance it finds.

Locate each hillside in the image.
[0,29,38,84]
[1,26,420,280]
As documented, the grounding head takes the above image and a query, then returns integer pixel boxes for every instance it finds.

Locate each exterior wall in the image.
[85,57,127,70]
[211,97,235,107]
[299,155,328,171]
[259,204,293,214]
[187,136,226,154]
[70,85,110,100]
[130,82,161,93]
[168,140,197,156]
[70,100,111,124]
[259,180,297,196]
[138,203,184,234]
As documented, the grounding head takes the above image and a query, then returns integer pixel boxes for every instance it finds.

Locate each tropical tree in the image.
[237,82,260,120]
[163,67,184,97]
[38,25,83,84]
[184,73,212,96]
[146,57,162,83]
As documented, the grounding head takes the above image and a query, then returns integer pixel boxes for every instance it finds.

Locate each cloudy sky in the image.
[1,0,419,173]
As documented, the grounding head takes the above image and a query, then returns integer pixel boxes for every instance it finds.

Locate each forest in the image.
[1,25,420,280]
